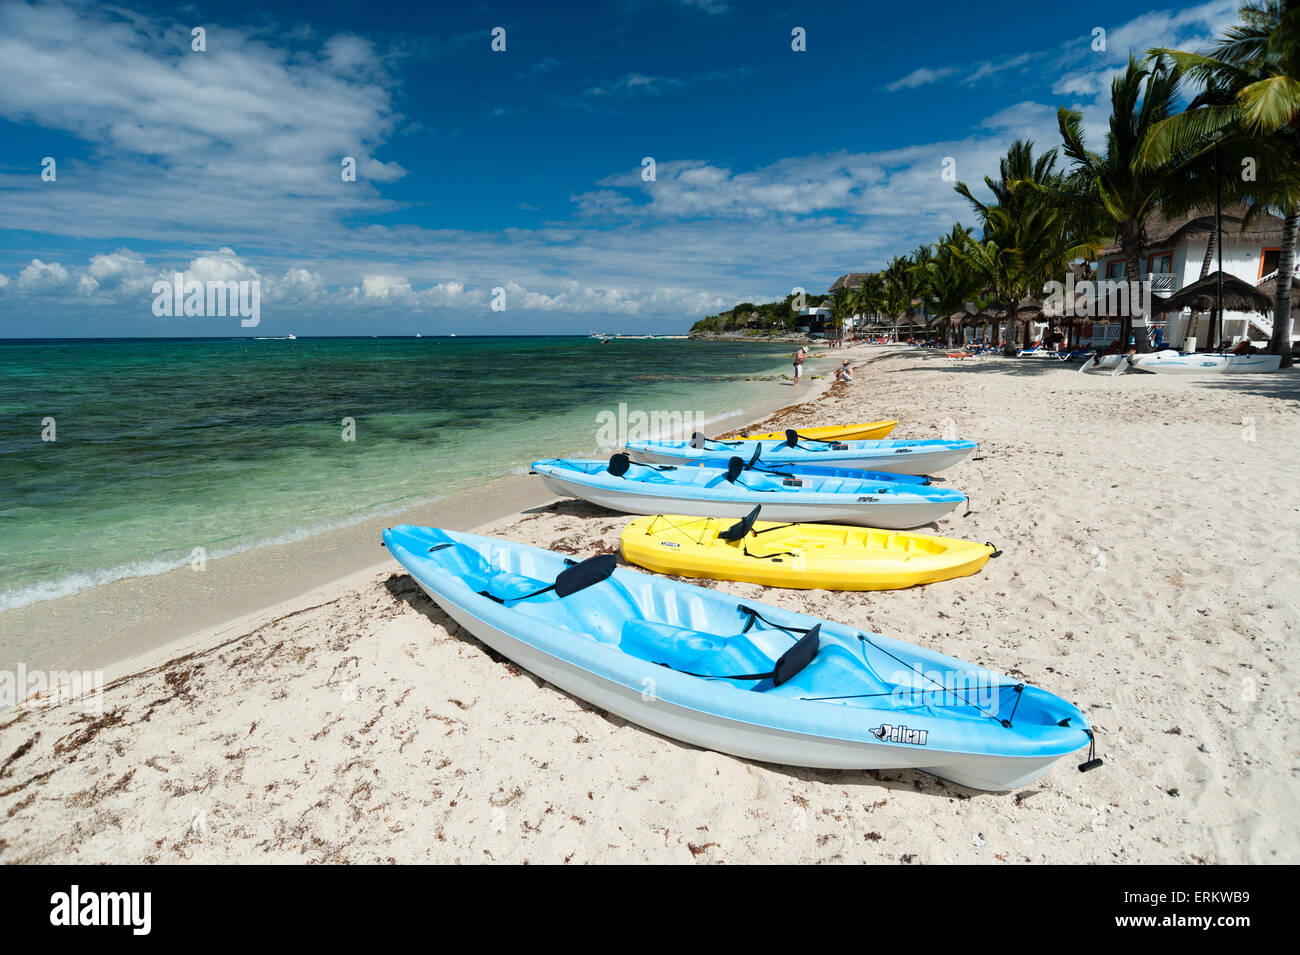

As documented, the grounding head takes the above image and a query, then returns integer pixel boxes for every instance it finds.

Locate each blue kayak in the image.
[628,430,978,476]
[382,525,1097,790]
[532,454,966,529]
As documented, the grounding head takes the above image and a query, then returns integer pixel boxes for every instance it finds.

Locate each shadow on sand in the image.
[893,351,1300,398]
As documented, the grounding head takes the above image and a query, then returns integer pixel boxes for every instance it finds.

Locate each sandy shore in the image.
[3,347,1297,863]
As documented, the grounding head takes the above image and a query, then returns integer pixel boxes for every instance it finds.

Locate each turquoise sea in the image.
[0,336,794,611]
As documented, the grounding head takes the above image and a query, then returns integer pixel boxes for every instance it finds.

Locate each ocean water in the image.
[0,336,794,611]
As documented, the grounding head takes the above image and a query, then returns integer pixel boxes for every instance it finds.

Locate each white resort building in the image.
[1095,205,1299,349]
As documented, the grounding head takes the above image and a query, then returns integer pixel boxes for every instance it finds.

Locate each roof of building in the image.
[1154,271,1273,313]
[1099,204,1288,255]
[828,272,871,291]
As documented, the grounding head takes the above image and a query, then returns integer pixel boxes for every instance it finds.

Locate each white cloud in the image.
[360,275,413,299]
[584,68,748,99]
[884,66,959,92]
[16,259,72,291]
[0,0,405,243]
[0,0,1258,331]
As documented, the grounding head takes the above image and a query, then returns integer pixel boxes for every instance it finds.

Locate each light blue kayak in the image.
[532,454,967,529]
[628,431,979,475]
[382,525,1097,790]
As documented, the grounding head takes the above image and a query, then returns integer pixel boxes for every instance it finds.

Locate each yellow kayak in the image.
[739,420,897,442]
[620,512,998,590]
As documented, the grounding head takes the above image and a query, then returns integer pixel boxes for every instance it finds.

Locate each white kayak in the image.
[1128,349,1282,375]
[531,455,967,529]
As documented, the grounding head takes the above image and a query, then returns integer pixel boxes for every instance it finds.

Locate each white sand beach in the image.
[3,348,1297,864]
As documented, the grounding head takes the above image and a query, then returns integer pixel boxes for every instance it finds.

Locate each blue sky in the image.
[0,0,1241,336]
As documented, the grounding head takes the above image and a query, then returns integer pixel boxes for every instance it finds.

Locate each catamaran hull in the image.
[417,582,1062,790]
[1078,354,1126,374]
[629,445,973,476]
[535,471,960,529]
[1129,351,1282,375]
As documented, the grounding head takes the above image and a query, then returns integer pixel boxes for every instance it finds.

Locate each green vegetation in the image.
[689,292,811,334]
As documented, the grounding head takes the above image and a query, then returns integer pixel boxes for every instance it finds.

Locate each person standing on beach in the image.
[792,345,808,384]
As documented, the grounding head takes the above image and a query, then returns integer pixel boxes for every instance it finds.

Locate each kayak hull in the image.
[423,597,1063,788]
[620,516,997,590]
[383,525,1091,790]
[627,439,978,476]
[533,464,963,529]
[741,420,898,442]
[1078,354,1126,374]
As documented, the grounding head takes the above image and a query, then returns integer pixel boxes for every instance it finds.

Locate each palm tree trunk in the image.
[1268,208,1297,368]
[1123,245,1142,351]
[1198,230,1216,280]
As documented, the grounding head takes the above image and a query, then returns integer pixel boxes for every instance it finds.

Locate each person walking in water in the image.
[792,345,808,385]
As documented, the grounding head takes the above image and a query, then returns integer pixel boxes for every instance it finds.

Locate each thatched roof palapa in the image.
[1099,204,1289,256]
[829,272,871,292]
[1153,271,1273,314]
[1256,273,1300,307]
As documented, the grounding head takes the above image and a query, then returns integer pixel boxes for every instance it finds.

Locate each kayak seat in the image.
[618,620,772,686]
[479,571,554,602]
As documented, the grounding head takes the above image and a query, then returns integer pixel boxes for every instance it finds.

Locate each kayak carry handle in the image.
[1077,729,1103,772]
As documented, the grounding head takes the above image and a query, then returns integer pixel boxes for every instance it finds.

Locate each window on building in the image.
[1260,247,1280,279]
[1105,260,1125,279]
[1146,251,1173,274]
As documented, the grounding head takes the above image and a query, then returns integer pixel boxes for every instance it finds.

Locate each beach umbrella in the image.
[1153,271,1273,313]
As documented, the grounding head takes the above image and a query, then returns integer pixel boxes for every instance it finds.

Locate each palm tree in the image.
[1058,56,1187,351]
[847,273,883,340]
[928,226,981,345]
[1145,0,1300,364]
[882,255,922,340]
[954,139,1097,350]
[953,140,1094,351]
[829,286,853,343]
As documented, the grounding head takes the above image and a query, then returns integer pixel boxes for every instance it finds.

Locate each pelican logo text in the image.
[872,723,928,746]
